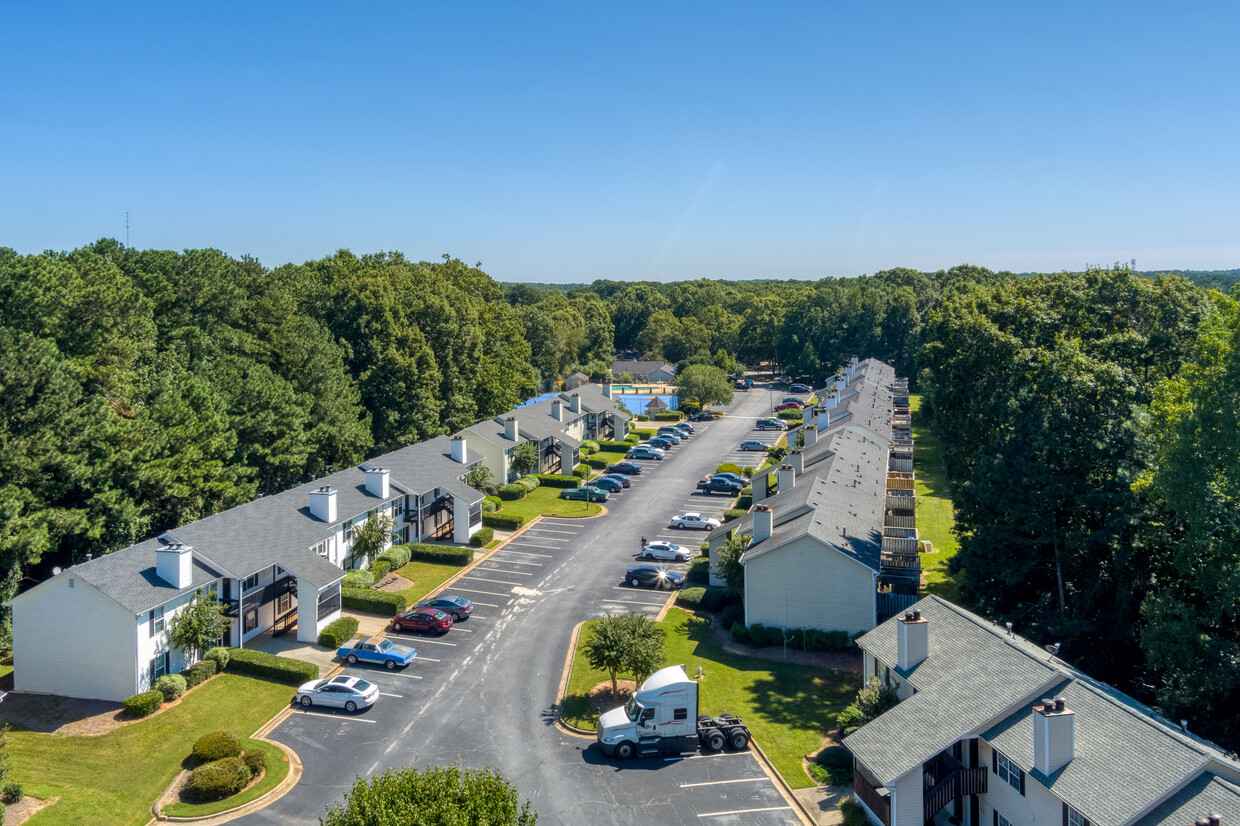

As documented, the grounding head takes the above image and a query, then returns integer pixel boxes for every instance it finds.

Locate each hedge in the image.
[686,557,710,584]
[597,440,631,450]
[675,586,707,609]
[205,646,231,671]
[154,673,187,702]
[652,411,683,421]
[533,473,579,488]
[625,433,640,443]
[318,615,360,649]
[734,495,753,510]
[184,756,251,803]
[777,409,803,420]
[580,440,600,455]
[699,587,738,612]
[515,475,541,492]
[483,512,526,530]
[181,659,217,689]
[716,463,745,476]
[242,749,268,777]
[193,730,242,763]
[730,623,855,652]
[342,569,375,590]
[573,464,590,479]
[406,542,473,565]
[636,414,649,421]
[377,545,412,569]
[484,495,502,509]
[470,526,494,547]
[586,457,610,470]
[342,587,407,616]
[123,690,163,718]
[722,508,748,523]
[481,498,499,513]
[370,559,392,580]
[497,484,527,501]
[226,647,319,685]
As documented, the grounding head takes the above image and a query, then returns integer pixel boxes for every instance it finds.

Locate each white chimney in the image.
[787,451,803,475]
[846,355,858,375]
[568,394,581,413]
[835,374,847,392]
[310,486,338,523]
[504,417,519,441]
[816,409,830,432]
[603,384,614,399]
[1033,698,1076,775]
[803,426,818,447]
[777,464,796,494]
[450,436,468,464]
[826,390,839,410]
[550,400,564,421]
[897,609,929,670]
[156,542,194,589]
[752,475,770,503]
[752,505,773,542]
[365,467,390,499]
[802,405,814,425]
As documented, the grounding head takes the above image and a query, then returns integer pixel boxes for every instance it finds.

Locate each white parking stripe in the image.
[464,601,498,607]
[489,558,543,566]
[665,751,755,762]
[461,575,523,586]
[603,598,668,608]
[293,711,378,723]
[525,527,577,535]
[697,806,792,818]
[506,542,562,550]
[679,777,767,788]
[476,567,533,576]
[450,588,510,598]
[496,550,552,558]
[379,692,403,698]
[409,638,457,646]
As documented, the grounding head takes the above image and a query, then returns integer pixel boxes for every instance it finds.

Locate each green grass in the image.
[393,559,469,606]
[0,651,12,682]
[495,485,602,520]
[589,449,630,469]
[160,737,288,817]
[562,608,858,789]
[485,539,501,549]
[909,394,960,601]
[7,674,293,825]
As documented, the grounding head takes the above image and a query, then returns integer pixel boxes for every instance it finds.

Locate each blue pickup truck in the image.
[337,636,417,670]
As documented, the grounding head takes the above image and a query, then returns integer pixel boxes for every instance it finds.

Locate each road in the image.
[239,386,804,825]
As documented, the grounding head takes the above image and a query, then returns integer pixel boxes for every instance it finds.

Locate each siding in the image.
[891,769,924,826]
[744,535,877,633]
[12,573,138,701]
[461,429,508,486]
[980,740,1065,826]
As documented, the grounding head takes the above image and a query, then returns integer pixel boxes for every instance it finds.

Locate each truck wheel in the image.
[728,729,749,750]
[698,714,712,725]
[615,741,635,760]
[706,730,725,751]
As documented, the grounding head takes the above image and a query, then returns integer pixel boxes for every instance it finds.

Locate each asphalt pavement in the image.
[237,386,803,825]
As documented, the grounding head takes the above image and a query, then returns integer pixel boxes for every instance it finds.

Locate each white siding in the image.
[980,740,1065,826]
[743,535,877,633]
[891,769,923,826]
[134,588,210,693]
[460,427,508,486]
[12,574,137,701]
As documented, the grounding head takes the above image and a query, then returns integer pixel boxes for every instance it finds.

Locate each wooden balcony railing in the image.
[885,514,916,529]
[881,552,921,570]
[923,751,988,820]
[887,478,914,490]
[854,769,891,826]
[883,537,920,555]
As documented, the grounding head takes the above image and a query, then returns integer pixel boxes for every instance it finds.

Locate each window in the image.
[311,540,328,558]
[244,608,258,633]
[149,606,165,636]
[994,750,1025,795]
[277,591,292,615]
[994,812,1015,826]
[242,573,259,592]
[1067,807,1090,826]
[149,651,169,683]
[673,708,688,721]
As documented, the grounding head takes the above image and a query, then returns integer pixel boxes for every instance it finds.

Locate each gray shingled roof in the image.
[1134,772,1240,826]
[611,359,675,377]
[824,390,893,441]
[379,435,484,506]
[567,385,633,422]
[68,541,226,615]
[503,403,584,448]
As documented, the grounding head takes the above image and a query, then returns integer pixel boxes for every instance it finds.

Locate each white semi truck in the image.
[596,664,751,759]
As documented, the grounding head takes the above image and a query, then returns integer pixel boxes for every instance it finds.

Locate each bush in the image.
[532,473,579,488]
[837,704,868,737]
[728,623,855,653]
[597,440,631,450]
[226,647,319,685]
[242,749,268,777]
[205,646,231,671]
[573,463,589,479]
[699,587,737,612]
[720,602,745,629]
[181,659,217,689]
[515,475,541,492]
[183,756,252,803]
[470,526,494,547]
[715,462,745,476]
[497,483,527,501]
[767,446,788,462]
[193,730,243,763]
[123,689,163,718]
[1,783,22,805]
[343,569,376,590]
[636,414,649,421]
[369,560,392,580]
[686,557,710,584]
[481,498,498,513]
[483,512,526,530]
[675,586,706,609]
[734,495,753,510]
[652,411,683,421]
[778,409,803,420]
[406,543,473,565]
[586,457,610,470]
[839,797,871,826]
[342,587,407,616]
[742,466,755,477]
[154,673,187,702]
[580,440,600,455]
[318,615,360,649]
[377,545,412,569]
[625,433,640,443]
[722,508,747,523]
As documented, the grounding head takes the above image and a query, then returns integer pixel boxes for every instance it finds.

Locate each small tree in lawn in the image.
[350,512,396,567]
[713,533,750,596]
[169,593,232,659]
[509,441,537,477]
[621,613,666,684]
[322,765,537,826]
[465,464,493,492]
[584,613,631,696]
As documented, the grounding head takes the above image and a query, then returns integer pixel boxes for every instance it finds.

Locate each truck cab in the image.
[597,665,698,758]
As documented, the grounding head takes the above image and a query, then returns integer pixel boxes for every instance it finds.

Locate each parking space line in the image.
[490,558,543,566]
[410,638,456,646]
[461,575,523,586]
[477,567,534,576]
[603,598,668,607]
[506,542,562,550]
[292,711,378,723]
[451,588,510,598]
[525,527,576,535]
[385,672,423,679]
[496,550,552,558]
[379,692,403,698]
[611,586,672,595]
[697,806,792,818]
[680,777,767,788]
[464,601,498,607]
[665,751,754,762]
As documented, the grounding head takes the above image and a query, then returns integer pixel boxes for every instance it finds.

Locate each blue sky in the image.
[2,2,1237,282]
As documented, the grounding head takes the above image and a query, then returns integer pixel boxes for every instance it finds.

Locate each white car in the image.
[640,541,691,562]
[740,440,771,451]
[670,512,722,531]
[296,675,379,713]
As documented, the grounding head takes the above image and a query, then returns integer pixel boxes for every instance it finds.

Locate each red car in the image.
[774,402,802,412]
[391,607,453,635]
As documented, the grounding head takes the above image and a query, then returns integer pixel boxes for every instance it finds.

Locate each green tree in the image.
[348,512,397,569]
[621,612,666,684]
[509,441,538,477]
[675,364,734,408]
[321,765,537,826]
[168,593,232,656]
[611,284,672,350]
[585,613,633,695]
[465,464,493,492]
[713,534,749,596]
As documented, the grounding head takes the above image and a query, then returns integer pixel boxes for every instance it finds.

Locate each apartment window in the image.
[311,540,328,558]
[243,608,258,633]
[277,591,292,615]
[149,651,170,683]
[242,573,259,592]
[993,750,1025,795]
[1066,807,1090,826]
[994,812,1015,826]
[149,606,165,636]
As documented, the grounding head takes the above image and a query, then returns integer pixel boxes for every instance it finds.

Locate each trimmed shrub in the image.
[481,498,498,513]
[123,690,163,718]
[686,557,710,584]
[766,446,788,462]
[580,440,600,455]
[154,673,187,702]
[720,601,745,629]
[742,466,755,477]
[369,559,392,580]
[483,512,525,530]
[406,543,473,565]
[778,409,803,420]
[729,623,854,652]
[242,749,268,777]
[470,526,494,547]
[342,587,407,616]
[675,586,706,609]
[699,587,736,612]
[226,648,319,685]
[573,463,590,479]
[193,730,242,763]
[2,783,22,804]
[839,798,871,826]
[343,569,376,590]
[497,483,526,501]
[715,463,745,476]
[515,475,541,492]
[183,756,251,803]
[625,433,640,443]
[722,508,747,523]
[533,473,579,488]
[586,457,610,470]
[596,440,630,450]
[377,545,412,569]
[205,646,231,671]
[318,615,360,649]
[652,411,683,421]
[636,414,649,421]
[734,494,753,510]
[181,659,217,689]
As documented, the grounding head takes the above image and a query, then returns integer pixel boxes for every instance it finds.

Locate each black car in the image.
[415,595,473,621]
[696,478,742,495]
[689,411,714,422]
[606,462,643,476]
[624,565,685,589]
[600,473,632,488]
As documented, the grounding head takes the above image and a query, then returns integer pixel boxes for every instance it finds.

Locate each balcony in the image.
[885,513,916,530]
[854,768,891,826]
[882,536,920,555]
[923,751,987,821]
[885,492,915,513]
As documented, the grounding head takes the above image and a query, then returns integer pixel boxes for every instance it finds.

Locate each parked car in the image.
[415,595,473,620]
[657,426,687,439]
[689,411,714,421]
[391,606,453,635]
[744,378,754,387]
[790,383,812,393]
[337,636,417,670]
[640,541,691,562]
[697,478,743,495]
[756,418,788,431]
[591,476,624,493]
[774,402,801,412]
[600,473,631,488]
[647,436,678,449]
[626,446,665,460]
[782,397,805,405]
[624,564,685,589]
[670,512,722,531]
[740,439,771,451]
[711,472,750,486]
[606,462,643,475]
[673,421,695,433]
[773,375,792,384]
[561,485,609,502]
[296,675,379,712]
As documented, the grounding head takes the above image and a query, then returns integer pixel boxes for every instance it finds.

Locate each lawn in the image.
[910,394,960,601]
[494,485,602,521]
[588,449,630,470]
[160,736,288,817]
[562,608,858,790]
[7,674,293,826]
[394,559,471,606]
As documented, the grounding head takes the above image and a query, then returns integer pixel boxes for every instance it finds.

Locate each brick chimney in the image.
[450,435,468,464]
[310,486,337,523]
[752,505,773,542]
[364,467,390,498]
[897,609,929,670]
[504,417,519,441]
[156,542,194,589]
[1033,697,1076,775]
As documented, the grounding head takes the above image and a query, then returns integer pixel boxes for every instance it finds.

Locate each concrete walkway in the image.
[794,786,848,825]
[247,610,391,677]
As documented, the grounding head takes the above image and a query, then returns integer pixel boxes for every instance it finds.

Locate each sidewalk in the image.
[794,786,848,825]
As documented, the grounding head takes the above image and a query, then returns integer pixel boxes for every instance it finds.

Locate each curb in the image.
[553,620,595,740]
[750,736,816,826]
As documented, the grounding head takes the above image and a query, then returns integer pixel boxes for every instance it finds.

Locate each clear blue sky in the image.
[3,2,1237,282]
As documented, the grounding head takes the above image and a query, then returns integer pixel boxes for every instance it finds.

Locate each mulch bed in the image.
[589,679,637,716]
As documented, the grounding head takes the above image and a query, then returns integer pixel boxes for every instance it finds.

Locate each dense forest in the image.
[1,240,1236,747]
